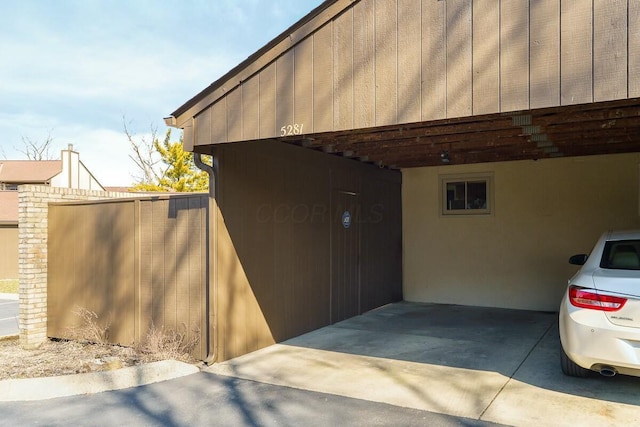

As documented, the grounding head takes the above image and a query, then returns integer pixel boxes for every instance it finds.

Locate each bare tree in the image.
[124,117,208,192]
[123,118,164,185]
[17,133,56,160]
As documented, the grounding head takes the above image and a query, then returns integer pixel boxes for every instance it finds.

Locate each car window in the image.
[601,240,640,270]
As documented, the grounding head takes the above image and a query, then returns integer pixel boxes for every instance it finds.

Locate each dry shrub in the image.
[66,307,111,344]
[138,323,200,362]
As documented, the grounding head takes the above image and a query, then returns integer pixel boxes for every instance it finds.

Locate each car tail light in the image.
[568,286,627,311]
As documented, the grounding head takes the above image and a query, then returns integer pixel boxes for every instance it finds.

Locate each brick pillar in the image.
[18,186,48,348]
[18,185,131,348]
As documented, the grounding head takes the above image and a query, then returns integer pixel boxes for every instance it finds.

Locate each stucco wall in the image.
[403,153,640,312]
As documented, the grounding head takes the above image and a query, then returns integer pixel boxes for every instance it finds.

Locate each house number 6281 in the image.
[280,124,304,136]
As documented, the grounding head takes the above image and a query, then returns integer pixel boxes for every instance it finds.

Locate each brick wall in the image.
[18,185,132,348]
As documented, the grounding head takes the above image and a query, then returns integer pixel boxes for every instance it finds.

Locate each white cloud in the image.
[0,0,324,186]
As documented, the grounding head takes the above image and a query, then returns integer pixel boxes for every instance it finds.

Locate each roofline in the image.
[0,159,62,182]
[167,0,354,128]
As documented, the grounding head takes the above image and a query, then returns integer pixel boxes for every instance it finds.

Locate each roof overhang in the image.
[266,98,640,168]
[168,1,640,169]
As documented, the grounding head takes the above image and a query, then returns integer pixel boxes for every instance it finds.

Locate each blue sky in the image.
[0,0,322,186]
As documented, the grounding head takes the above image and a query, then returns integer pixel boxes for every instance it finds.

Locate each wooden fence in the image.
[47,194,208,359]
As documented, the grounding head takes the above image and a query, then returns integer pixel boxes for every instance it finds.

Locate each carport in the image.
[165,0,640,363]
[206,302,640,426]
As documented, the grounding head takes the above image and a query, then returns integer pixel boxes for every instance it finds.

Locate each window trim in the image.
[439,172,494,216]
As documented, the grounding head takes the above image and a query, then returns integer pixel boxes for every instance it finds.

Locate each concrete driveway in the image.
[0,295,18,338]
[207,302,640,426]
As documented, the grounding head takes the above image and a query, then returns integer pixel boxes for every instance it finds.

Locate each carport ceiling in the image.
[275,97,640,169]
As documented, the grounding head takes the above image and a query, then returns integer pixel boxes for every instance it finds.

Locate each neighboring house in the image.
[0,191,19,280]
[0,144,104,192]
[164,0,640,362]
[0,145,104,279]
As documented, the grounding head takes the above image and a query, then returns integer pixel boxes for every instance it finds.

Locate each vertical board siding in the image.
[500,0,530,111]
[242,75,260,141]
[446,0,473,117]
[210,99,227,144]
[593,0,628,102]
[422,0,447,120]
[560,0,593,105]
[139,200,153,343]
[195,108,211,148]
[631,1,640,98]
[259,63,277,138]
[226,88,243,142]
[48,196,207,359]
[193,0,636,146]
[276,50,295,135]
[353,0,376,128]
[213,140,402,361]
[472,0,500,114]
[334,8,355,131]
[151,200,166,325]
[294,37,314,134]
[374,0,398,126]
[397,0,423,124]
[313,24,334,132]
[530,0,560,108]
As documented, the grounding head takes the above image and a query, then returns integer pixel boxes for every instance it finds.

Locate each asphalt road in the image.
[0,372,503,427]
[0,298,18,337]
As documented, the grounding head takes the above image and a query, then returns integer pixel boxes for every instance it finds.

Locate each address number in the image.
[280,124,304,136]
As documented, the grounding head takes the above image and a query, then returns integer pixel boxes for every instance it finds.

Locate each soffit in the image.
[271,98,640,168]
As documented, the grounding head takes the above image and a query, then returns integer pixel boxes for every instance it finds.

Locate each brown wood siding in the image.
[313,23,334,132]
[227,88,243,142]
[276,50,295,136]
[353,1,376,128]
[446,0,473,118]
[294,37,314,134]
[0,226,18,280]
[374,0,398,126]
[397,0,422,124]
[334,7,354,131]
[422,0,447,120]
[48,195,207,359]
[259,63,277,138]
[500,0,530,112]
[189,0,637,146]
[360,174,403,312]
[631,1,640,98]
[472,0,500,115]
[242,75,261,141]
[561,0,593,105]
[593,0,628,102]
[212,140,402,361]
[530,0,560,109]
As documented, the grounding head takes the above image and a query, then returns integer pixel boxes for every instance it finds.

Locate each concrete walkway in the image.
[206,302,640,427]
[0,294,18,338]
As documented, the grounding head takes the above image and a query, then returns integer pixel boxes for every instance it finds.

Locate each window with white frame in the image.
[440,173,493,215]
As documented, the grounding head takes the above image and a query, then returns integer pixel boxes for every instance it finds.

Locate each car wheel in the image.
[560,347,590,378]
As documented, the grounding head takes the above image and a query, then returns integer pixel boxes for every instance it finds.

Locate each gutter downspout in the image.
[194,152,218,364]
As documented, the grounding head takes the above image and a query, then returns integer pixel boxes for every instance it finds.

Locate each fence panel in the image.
[48,195,207,359]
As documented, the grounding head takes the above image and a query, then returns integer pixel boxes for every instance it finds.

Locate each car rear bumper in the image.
[559,297,640,376]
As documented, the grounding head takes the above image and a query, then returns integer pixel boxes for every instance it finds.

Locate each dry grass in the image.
[0,337,166,380]
[138,324,200,363]
[0,308,200,380]
[65,307,112,344]
[0,279,18,294]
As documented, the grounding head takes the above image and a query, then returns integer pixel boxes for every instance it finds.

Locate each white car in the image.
[559,230,640,378]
